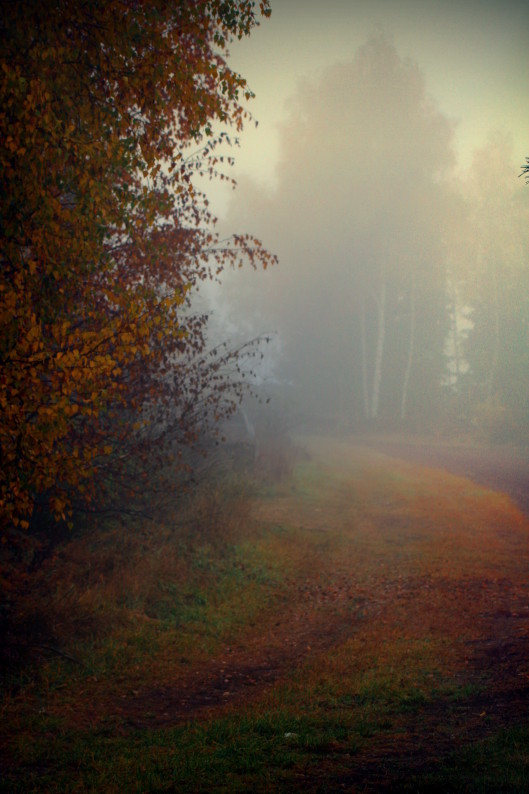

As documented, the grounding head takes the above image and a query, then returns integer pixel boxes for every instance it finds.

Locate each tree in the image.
[222,33,456,430]
[455,137,529,439]
[0,1,275,553]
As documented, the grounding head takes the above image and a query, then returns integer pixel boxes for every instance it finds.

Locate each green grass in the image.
[405,725,529,792]
[16,676,525,794]
[0,710,358,793]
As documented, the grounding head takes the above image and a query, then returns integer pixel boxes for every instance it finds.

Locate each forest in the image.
[2,2,529,791]
[215,35,529,440]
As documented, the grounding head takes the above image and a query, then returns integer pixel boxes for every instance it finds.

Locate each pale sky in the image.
[212,0,528,209]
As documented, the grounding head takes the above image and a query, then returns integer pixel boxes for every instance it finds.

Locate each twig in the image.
[30,644,86,667]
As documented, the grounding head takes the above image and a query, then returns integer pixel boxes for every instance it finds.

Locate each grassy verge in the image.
[2,437,529,792]
[416,725,529,793]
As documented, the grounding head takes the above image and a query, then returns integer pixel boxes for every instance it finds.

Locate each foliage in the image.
[0,1,276,562]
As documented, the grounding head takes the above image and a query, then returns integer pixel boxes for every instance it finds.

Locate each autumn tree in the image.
[0,1,275,562]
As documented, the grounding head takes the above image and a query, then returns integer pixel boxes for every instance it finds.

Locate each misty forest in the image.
[2,2,529,792]
[217,38,529,438]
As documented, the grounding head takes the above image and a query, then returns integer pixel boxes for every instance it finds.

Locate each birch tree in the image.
[221,33,457,428]
[458,136,529,438]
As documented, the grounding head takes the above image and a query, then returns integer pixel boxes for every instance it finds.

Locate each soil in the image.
[368,438,529,517]
[119,437,529,789]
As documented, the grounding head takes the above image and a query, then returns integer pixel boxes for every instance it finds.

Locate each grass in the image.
[2,435,529,791]
[0,712,356,793]
[405,726,529,792]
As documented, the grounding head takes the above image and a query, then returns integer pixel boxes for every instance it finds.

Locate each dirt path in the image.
[367,438,529,516]
[117,438,529,729]
[104,436,529,790]
[338,578,529,791]
[4,438,529,792]
[118,577,361,730]
[311,437,529,789]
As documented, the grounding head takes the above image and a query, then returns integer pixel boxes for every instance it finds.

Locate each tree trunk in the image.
[485,261,500,404]
[360,294,370,420]
[448,280,462,391]
[371,277,386,419]
[400,276,416,421]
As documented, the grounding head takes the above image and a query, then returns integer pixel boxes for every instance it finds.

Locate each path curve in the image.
[365,439,529,517]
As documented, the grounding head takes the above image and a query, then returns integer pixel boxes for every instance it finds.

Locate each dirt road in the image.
[6,436,529,792]
[366,439,529,517]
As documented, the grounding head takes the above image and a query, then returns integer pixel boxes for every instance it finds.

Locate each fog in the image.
[204,3,529,441]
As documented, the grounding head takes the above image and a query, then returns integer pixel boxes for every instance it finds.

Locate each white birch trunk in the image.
[400,276,416,421]
[239,405,259,460]
[448,280,462,391]
[360,294,370,419]
[371,277,386,419]
[485,261,500,404]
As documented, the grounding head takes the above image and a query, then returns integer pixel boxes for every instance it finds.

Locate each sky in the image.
[210,0,528,210]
